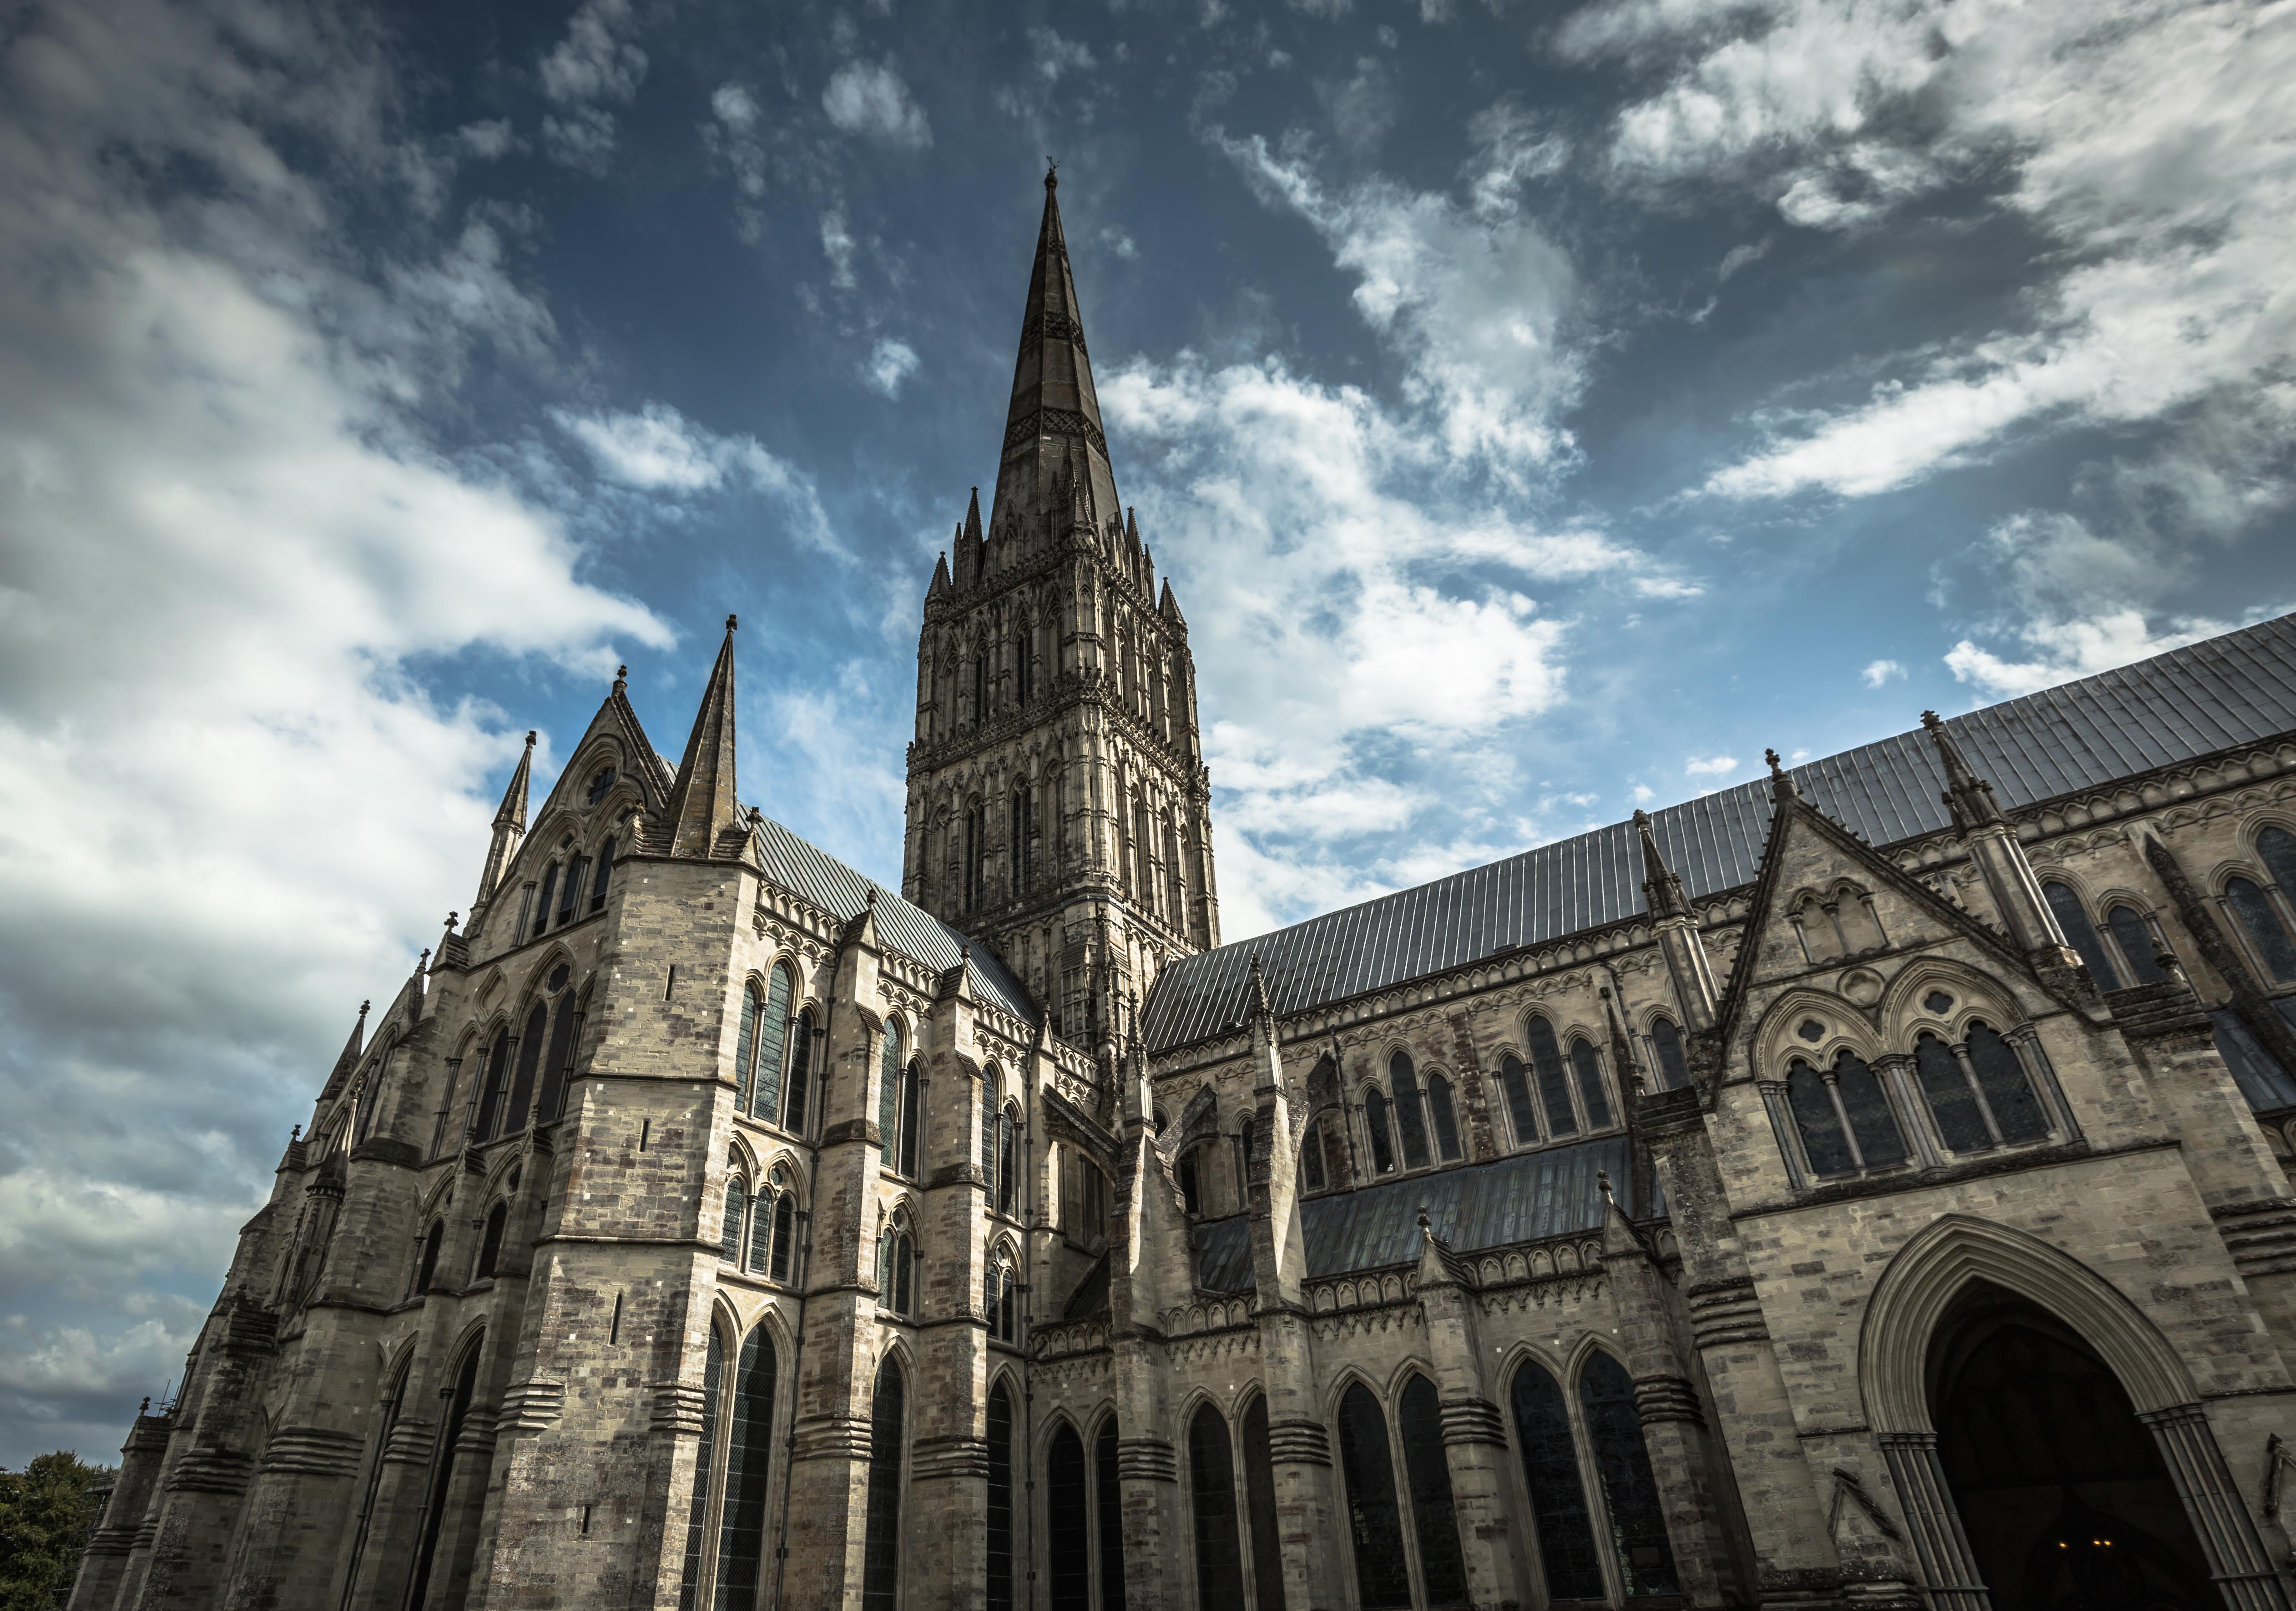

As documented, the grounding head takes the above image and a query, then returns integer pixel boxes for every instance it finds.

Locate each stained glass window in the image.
[2106,905,2168,985]
[1968,1023,2048,1141]
[1337,1384,1411,1610]
[898,1063,923,1179]
[769,1191,795,1283]
[2227,876,2296,982]
[721,1176,747,1263]
[1835,1052,1907,1167]
[1096,1418,1125,1611]
[1391,1052,1431,1169]
[878,1022,903,1159]
[1786,1060,1853,1177]
[1426,1074,1462,1162]
[475,1029,510,1140]
[1241,1396,1287,1611]
[755,963,794,1124]
[1498,1054,1539,1146]
[785,1010,812,1136]
[676,1326,725,1611]
[1527,1017,1577,1138]
[2263,827,2296,898]
[1915,1033,1990,1153]
[862,1358,904,1611]
[1569,1038,1613,1130]
[1364,1090,1395,1175]
[714,1327,777,1609]
[1650,1018,1690,1091]
[1188,1404,1246,1611]
[2043,881,2120,989]
[1398,1375,1468,1607]
[1048,1423,1090,1611]
[988,1382,1014,1611]
[1579,1353,1678,1596]
[1509,1360,1602,1600]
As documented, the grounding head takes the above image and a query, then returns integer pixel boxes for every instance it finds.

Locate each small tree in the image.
[0,1451,112,1611]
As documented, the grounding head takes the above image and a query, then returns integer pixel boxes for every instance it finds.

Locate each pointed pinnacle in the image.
[1921,708,2004,828]
[1634,808,1691,921]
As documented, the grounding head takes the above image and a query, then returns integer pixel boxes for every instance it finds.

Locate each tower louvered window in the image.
[988,1381,1015,1611]
[1526,1016,1577,1138]
[1398,1374,1468,1608]
[1579,1352,1678,1596]
[1390,1052,1430,1169]
[1336,1384,1410,1610]
[862,1358,905,1611]
[1186,1404,1246,1611]
[713,1327,778,1609]
[1047,1423,1089,1611]
[1509,1360,1602,1600]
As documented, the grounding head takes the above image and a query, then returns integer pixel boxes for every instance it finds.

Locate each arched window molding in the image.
[2225,873,2296,983]
[1497,1055,1539,1149]
[1424,1073,1462,1163]
[1577,1352,1678,1596]
[720,1171,749,1265]
[1567,1037,1614,1131]
[589,833,616,913]
[879,1214,918,1318]
[1781,1051,1908,1180]
[1396,1374,1468,1608]
[1525,1016,1577,1139]
[986,1246,1020,1344]
[1648,1016,1690,1092]
[1238,1395,1287,1611]
[785,1007,816,1138]
[2043,879,2123,988]
[751,962,798,1127]
[2104,901,2171,985]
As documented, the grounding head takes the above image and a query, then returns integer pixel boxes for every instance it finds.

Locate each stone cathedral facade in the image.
[71,175,2296,1611]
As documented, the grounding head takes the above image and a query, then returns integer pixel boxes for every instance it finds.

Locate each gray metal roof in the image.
[1192,1134,1634,1291]
[1146,613,2296,1053]
[748,815,1040,1027]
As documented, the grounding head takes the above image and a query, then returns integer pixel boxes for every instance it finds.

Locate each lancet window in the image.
[1508,1360,1604,1600]
[1048,1424,1090,1611]
[1784,1051,1908,1177]
[986,1245,1020,1343]
[1649,1016,1690,1090]
[1335,1384,1411,1610]
[2104,902,2170,983]
[988,1381,1016,1611]
[720,1167,749,1264]
[678,1320,780,1611]
[1187,1403,1247,1611]
[1362,1087,1396,1175]
[879,1213,917,1317]
[739,962,800,1128]
[2227,874,2296,982]
[2043,880,2120,987]
[474,1200,507,1281]
[861,1357,905,1611]
[589,834,615,912]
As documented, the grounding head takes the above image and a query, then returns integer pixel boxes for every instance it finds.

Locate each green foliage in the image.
[0,1451,111,1611]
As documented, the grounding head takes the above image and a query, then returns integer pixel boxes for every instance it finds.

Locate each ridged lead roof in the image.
[1145,613,2296,1053]
[749,815,1039,1027]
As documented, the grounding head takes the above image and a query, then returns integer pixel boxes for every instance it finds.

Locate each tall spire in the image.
[989,166,1120,538]
[474,730,536,910]
[664,615,741,857]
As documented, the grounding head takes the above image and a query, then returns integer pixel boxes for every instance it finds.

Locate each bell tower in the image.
[903,168,1219,1057]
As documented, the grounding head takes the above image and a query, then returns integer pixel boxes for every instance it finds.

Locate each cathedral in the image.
[71,173,2296,1611]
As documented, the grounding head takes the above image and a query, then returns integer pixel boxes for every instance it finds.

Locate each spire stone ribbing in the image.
[989,166,1119,536]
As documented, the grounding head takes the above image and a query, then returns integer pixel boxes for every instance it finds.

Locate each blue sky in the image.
[0,0,2291,1464]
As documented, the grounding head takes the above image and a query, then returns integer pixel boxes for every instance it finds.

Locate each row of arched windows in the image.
[516,827,618,946]
[736,963,814,1137]
[721,1162,801,1285]
[1777,1016,2060,1184]
[878,1022,923,1179]
[470,980,583,1143]
[2044,825,2296,993]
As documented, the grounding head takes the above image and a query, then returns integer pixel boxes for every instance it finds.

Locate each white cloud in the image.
[454,119,514,160]
[820,208,858,289]
[823,61,931,149]
[551,403,844,554]
[0,0,666,1460]
[1027,27,1097,82]
[1218,125,1582,480]
[1943,609,2230,699]
[865,337,919,398]
[1631,782,1656,803]
[1684,754,1739,776]
[705,85,770,241]
[1100,227,1138,259]
[1577,0,2296,510]
[1861,658,1904,687]
[537,0,647,172]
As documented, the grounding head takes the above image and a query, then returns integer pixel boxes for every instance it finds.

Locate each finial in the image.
[358,999,370,1021]
[614,665,627,689]
[961,940,972,962]
[867,886,879,909]
[444,912,458,932]
[1919,709,1942,731]
[139,1396,151,1416]
[1597,1168,1615,1203]
[291,1123,301,1142]
[1045,157,1059,189]
[725,613,738,633]
[417,947,430,968]
[524,729,537,747]
[1634,807,1651,827]
[1765,748,1783,775]
[1417,1206,1431,1233]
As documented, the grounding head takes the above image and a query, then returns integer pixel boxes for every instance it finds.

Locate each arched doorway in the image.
[1932,1283,2210,1611]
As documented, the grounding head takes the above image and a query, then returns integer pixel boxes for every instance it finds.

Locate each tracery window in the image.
[1391,1051,1432,1170]
[1526,1016,1577,1138]
[988,1381,1016,1611]
[1335,1384,1411,1610]
[1362,1088,1396,1175]
[1650,1017,1690,1090]
[1579,1352,1679,1596]
[1425,1073,1462,1162]
[1509,1359,1603,1600]
[1398,1374,1469,1609]
[1785,1051,1907,1177]
[586,765,617,806]
[2104,903,2170,984]
[986,1247,1019,1343]
[768,1171,797,1283]
[1186,1403,1246,1611]
[2043,881,2122,987]
[861,1357,905,1611]
[1569,1037,1614,1130]
[720,1171,749,1263]
[2227,876,2296,982]
[1048,1423,1090,1611]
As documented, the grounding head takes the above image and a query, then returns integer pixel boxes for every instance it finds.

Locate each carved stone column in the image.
[2140,1404,2294,1611]
[1874,1434,1989,1611]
